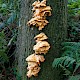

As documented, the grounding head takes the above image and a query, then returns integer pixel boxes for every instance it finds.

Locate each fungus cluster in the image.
[33,33,50,54]
[26,54,45,77]
[27,0,52,30]
[26,33,50,78]
[26,0,51,78]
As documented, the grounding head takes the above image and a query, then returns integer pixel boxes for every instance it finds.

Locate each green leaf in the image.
[69,75,80,80]
[0,51,9,62]
[7,13,16,24]
[52,56,75,68]
[73,63,80,73]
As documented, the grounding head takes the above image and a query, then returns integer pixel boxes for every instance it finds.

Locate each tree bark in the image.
[16,0,67,80]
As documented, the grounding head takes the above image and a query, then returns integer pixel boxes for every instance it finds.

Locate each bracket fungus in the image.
[33,41,50,54]
[27,0,52,30]
[26,33,50,78]
[27,62,39,70]
[26,54,45,64]
[34,33,48,42]
[26,54,45,77]
[27,66,40,78]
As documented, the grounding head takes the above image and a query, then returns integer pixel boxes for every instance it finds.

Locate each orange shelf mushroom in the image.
[34,32,48,42]
[27,66,40,77]
[26,54,45,77]
[26,54,45,64]
[27,0,52,30]
[27,62,38,70]
[33,33,50,54]
[26,33,50,78]
[33,41,50,54]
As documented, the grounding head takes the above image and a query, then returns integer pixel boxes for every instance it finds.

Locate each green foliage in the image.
[0,0,19,79]
[69,75,80,80]
[0,30,9,62]
[52,56,75,69]
[0,0,19,30]
[52,56,75,76]
[52,42,80,79]
[68,0,80,15]
[7,13,17,24]
[62,42,80,58]
[68,0,80,41]
[13,67,22,80]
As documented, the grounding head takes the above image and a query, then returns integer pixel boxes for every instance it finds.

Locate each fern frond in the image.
[73,63,80,73]
[62,42,80,52]
[52,56,75,68]
[62,51,74,57]
[52,42,80,78]
[68,75,80,80]
[60,65,71,76]
[62,42,80,47]
[62,46,77,52]
[62,42,80,60]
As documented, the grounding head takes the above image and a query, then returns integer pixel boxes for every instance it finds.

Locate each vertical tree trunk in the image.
[16,0,67,80]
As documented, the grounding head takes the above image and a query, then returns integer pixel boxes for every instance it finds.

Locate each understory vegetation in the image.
[52,0,80,80]
[0,0,80,80]
[0,0,19,80]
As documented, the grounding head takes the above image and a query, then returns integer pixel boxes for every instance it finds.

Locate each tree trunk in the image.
[16,0,67,80]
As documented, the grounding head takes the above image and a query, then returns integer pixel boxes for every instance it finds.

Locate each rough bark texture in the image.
[16,0,67,80]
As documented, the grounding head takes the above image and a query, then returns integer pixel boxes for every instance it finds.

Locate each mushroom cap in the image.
[26,54,36,62]
[35,50,48,54]
[33,41,50,49]
[34,33,48,42]
[32,6,52,17]
[27,62,38,70]
[27,66,40,78]
[33,41,50,54]
[32,0,46,8]
[26,54,45,63]
[32,1,40,6]
[27,0,52,30]
[27,17,49,30]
